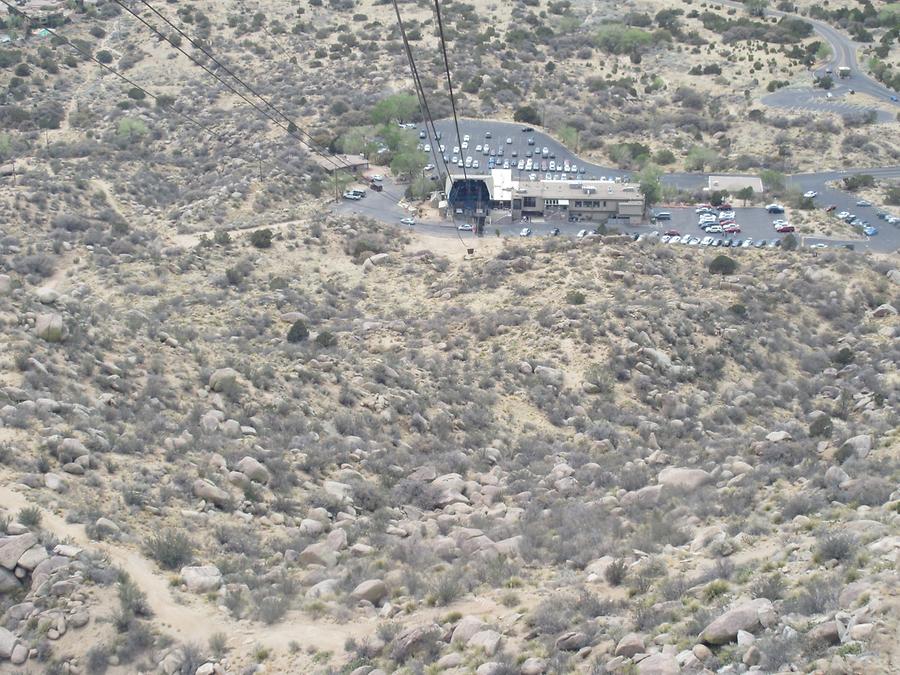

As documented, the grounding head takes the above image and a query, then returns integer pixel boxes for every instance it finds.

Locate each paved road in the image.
[338,121,899,253]
[719,0,899,118]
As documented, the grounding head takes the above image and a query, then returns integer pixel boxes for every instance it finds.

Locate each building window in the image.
[546,199,558,207]
[523,197,536,208]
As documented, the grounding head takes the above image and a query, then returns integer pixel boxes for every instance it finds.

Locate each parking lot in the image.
[429,119,631,183]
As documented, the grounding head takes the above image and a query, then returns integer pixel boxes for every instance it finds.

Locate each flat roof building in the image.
[445,169,644,227]
[312,154,369,174]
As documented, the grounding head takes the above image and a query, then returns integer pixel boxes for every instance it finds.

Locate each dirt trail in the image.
[0,482,511,662]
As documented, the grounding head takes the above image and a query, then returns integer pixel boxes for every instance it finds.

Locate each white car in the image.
[475,144,482,152]
[517,160,525,170]
[457,223,474,231]
[577,229,588,238]
[529,173,537,180]
[836,211,850,219]
[463,134,470,142]
[423,144,431,153]
[453,146,459,154]
[669,236,682,244]
[440,144,446,152]
[370,174,384,182]
[342,191,361,200]
[400,217,415,226]
[461,141,468,150]
[423,164,434,171]
[706,225,724,234]
[473,160,480,169]
[506,137,512,144]
[519,227,532,237]
[803,190,818,199]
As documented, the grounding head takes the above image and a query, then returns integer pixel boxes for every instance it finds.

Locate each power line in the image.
[390,0,449,182]
[121,0,408,205]
[432,0,467,185]
[0,0,227,142]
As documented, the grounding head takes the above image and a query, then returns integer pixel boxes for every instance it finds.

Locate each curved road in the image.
[719,0,898,119]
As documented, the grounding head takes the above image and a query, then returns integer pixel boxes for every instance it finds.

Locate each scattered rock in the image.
[615,632,645,658]
[350,579,387,605]
[35,313,65,342]
[180,566,223,593]
[657,467,712,491]
[700,599,774,645]
[208,368,239,392]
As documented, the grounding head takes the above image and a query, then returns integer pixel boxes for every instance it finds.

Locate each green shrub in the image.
[249,228,273,248]
[287,320,309,343]
[809,414,833,438]
[17,506,42,528]
[708,255,737,275]
[605,559,628,586]
[566,289,586,305]
[97,50,113,64]
[145,529,193,570]
[315,330,337,347]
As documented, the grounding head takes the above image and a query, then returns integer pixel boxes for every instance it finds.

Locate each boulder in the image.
[615,632,645,658]
[534,365,564,386]
[700,599,774,645]
[521,657,547,675]
[766,430,792,442]
[637,653,679,675]
[555,631,590,651]
[180,566,223,593]
[840,435,872,460]
[0,626,18,659]
[192,479,231,508]
[825,465,850,488]
[15,545,48,571]
[299,542,337,567]
[236,456,270,484]
[94,517,120,537]
[208,368,239,392]
[306,578,339,599]
[469,629,503,656]
[35,313,65,342]
[657,467,712,491]
[870,303,896,318]
[807,621,840,645]
[451,616,487,644]
[0,533,38,570]
[0,568,21,593]
[350,579,387,605]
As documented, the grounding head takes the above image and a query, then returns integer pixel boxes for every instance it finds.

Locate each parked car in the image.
[824,204,836,213]
[457,223,474,231]
[863,225,878,236]
[664,229,680,236]
[775,224,795,233]
[369,182,383,192]
[655,211,672,221]
[577,229,588,238]
[766,203,785,213]
[803,190,818,199]
[724,225,741,234]
[856,199,872,207]
[400,217,415,226]
[342,191,362,200]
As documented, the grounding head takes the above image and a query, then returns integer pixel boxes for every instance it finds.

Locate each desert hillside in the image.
[1,208,899,673]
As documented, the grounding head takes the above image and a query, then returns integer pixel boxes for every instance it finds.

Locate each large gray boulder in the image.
[637,653,680,675]
[0,533,38,570]
[700,599,774,645]
[469,629,503,656]
[35,313,65,342]
[350,579,387,605]
[840,435,872,459]
[236,456,270,484]
[615,632,645,658]
[658,467,712,491]
[208,368,239,392]
[192,479,231,508]
[0,568,21,593]
[299,542,337,567]
[180,566,223,593]
[451,616,487,645]
[0,626,19,659]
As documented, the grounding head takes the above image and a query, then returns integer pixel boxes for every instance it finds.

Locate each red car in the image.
[824,205,836,213]
[775,224,795,233]
[724,225,741,234]
[718,218,736,226]
[664,229,680,236]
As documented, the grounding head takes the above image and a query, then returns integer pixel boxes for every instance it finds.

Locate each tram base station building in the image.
[445,169,645,228]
